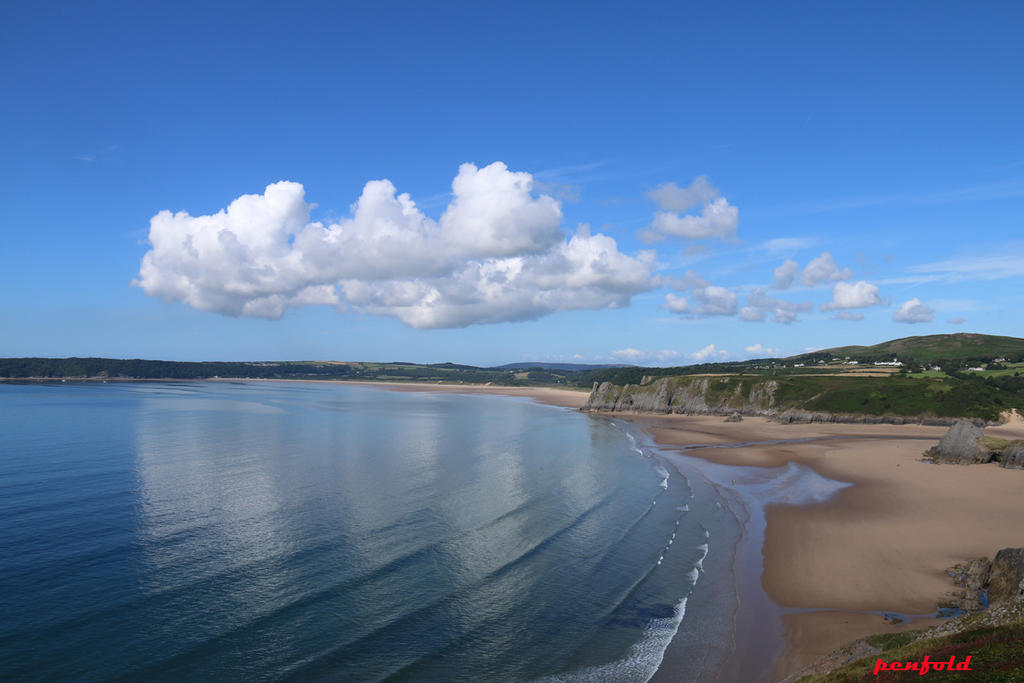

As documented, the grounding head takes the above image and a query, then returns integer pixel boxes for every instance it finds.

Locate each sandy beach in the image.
[337,380,591,409]
[610,412,1024,680]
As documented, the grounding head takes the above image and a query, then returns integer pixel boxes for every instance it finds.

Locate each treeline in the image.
[0,357,529,385]
[0,358,355,379]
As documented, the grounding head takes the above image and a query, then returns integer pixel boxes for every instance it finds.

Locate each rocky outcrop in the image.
[923,420,993,464]
[582,377,781,416]
[724,412,743,422]
[990,548,1024,605]
[771,410,958,426]
[1001,442,1024,469]
[921,421,1024,467]
[948,557,993,611]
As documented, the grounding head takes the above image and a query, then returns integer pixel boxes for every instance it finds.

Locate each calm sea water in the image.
[0,381,739,681]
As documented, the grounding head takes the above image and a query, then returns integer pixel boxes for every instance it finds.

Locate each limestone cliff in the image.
[583,376,780,416]
[582,375,965,425]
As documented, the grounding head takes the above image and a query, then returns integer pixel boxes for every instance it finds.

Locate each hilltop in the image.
[788,333,1024,365]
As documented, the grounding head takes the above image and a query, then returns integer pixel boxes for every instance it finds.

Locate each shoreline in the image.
[606,412,1024,681]
[250,380,1024,680]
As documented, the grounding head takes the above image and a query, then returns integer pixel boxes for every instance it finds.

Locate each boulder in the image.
[924,420,993,464]
[999,441,1024,469]
[989,548,1024,605]
[724,412,743,423]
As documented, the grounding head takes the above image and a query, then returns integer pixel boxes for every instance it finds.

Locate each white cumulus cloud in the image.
[742,287,812,324]
[801,252,853,286]
[646,176,719,212]
[893,298,935,324]
[772,258,799,289]
[743,343,778,357]
[692,285,738,316]
[643,177,738,242]
[664,293,690,313]
[691,344,729,362]
[821,280,884,311]
[135,163,657,328]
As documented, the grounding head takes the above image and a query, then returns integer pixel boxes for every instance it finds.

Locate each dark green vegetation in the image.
[0,357,541,385]
[4,334,1024,420]
[799,620,1024,682]
[772,374,1024,421]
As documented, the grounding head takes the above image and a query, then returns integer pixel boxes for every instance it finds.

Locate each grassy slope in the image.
[796,333,1024,363]
[798,612,1024,682]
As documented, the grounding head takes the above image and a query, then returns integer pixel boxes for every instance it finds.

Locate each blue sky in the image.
[2,1,1022,365]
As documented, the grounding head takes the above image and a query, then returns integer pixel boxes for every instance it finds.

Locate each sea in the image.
[0,381,750,682]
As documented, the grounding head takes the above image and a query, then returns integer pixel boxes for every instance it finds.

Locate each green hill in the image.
[792,333,1024,364]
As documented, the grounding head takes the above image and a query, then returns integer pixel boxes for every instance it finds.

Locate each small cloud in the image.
[643,177,738,242]
[834,311,865,321]
[646,176,719,212]
[821,280,884,311]
[611,348,646,361]
[743,343,778,357]
[948,317,966,325]
[664,293,690,313]
[802,252,853,286]
[692,285,738,316]
[690,344,729,362]
[893,297,935,324]
[608,348,683,364]
[772,258,799,289]
[744,287,812,323]
[739,306,765,322]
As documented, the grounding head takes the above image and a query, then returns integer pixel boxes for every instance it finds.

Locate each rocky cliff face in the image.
[582,377,780,416]
[582,376,963,425]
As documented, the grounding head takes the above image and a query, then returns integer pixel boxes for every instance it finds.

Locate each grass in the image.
[803,333,1024,363]
[799,621,1024,682]
[599,374,1024,421]
[983,436,1012,450]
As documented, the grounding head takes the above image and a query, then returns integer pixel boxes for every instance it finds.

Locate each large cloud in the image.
[135,163,656,328]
